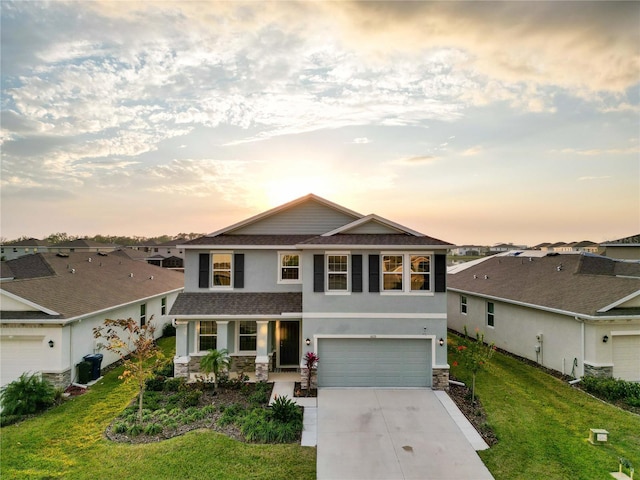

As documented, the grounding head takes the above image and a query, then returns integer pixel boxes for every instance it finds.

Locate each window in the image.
[461,295,468,314]
[381,253,432,293]
[161,297,167,315]
[238,321,257,351]
[382,255,403,291]
[327,254,348,291]
[487,302,495,327]
[199,321,217,351]
[25,248,30,253]
[140,303,147,326]
[212,253,232,287]
[279,253,300,283]
[13,248,17,253]
[33,248,38,253]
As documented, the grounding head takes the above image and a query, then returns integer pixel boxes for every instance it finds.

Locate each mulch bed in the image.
[105,383,273,444]
[447,380,498,447]
[293,382,317,398]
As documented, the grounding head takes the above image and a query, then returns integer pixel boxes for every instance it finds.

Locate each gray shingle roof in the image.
[1,252,184,320]
[184,235,317,246]
[170,292,302,316]
[299,234,451,246]
[447,253,640,317]
[3,255,56,279]
[601,234,640,246]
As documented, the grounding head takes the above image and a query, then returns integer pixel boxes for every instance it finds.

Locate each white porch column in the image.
[174,320,190,379]
[255,320,270,382]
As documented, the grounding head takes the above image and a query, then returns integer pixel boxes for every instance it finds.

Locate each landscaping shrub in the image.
[144,423,163,435]
[145,375,166,392]
[240,408,301,443]
[581,375,640,404]
[0,373,57,418]
[270,395,302,424]
[179,389,202,408]
[142,391,162,410]
[249,389,270,405]
[127,423,143,436]
[219,403,246,426]
[154,361,174,377]
[162,322,176,337]
[163,377,184,392]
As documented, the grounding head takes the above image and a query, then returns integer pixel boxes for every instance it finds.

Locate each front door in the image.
[279,321,300,367]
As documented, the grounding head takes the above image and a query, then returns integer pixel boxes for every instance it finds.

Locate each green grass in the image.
[450,338,640,480]
[0,337,316,480]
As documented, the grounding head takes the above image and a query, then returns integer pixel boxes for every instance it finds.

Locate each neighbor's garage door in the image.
[318,338,431,387]
[0,337,45,387]
[613,335,640,381]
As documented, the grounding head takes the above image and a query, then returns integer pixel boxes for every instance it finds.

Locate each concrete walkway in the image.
[316,389,494,480]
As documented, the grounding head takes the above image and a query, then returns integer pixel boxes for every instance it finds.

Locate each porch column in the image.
[173,320,190,379]
[215,321,230,375]
[255,320,269,382]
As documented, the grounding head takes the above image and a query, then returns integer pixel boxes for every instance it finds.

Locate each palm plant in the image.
[199,348,230,390]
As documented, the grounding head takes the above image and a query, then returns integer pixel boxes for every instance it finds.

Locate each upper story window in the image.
[212,253,232,287]
[279,252,301,283]
[382,253,432,293]
[327,254,348,291]
[161,297,167,315]
[487,302,495,327]
[199,321,217,351]
[461,295,468,314]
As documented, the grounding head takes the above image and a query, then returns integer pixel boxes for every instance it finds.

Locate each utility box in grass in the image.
[589,428,609,445]
[77,361,92,384]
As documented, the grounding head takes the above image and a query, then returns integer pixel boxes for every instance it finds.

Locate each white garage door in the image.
[1,337,46,387]
[613,335,640,381]
[318,338,431,388]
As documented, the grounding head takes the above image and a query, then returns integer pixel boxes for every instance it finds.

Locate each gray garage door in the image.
[613,335,640,381]
[318,338,431,387]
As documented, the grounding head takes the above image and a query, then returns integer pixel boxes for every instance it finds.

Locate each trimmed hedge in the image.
[581,375,640,403]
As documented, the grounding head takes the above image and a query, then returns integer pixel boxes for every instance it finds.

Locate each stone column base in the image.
[432,367,450,391]
[584,363,613,379]
[255,361,269,382]
[174,355,190,379]
[300,367,317,390]
[43,369,72,389]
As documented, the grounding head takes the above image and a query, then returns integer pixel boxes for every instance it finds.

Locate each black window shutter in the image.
[199,253,210,288]
[234,253,244,288]
[368,254,380,292]
[435,254,446,292]
[352,254,362,292]
[313,254,324,292]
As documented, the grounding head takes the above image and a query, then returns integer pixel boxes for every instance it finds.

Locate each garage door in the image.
[1,337,45,387]
[613,335,640,381]
[318,338,431,387]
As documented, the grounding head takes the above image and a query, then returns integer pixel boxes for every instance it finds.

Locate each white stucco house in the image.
[0,251,184,388]
[170,194,454,389]
[447,251,640,381]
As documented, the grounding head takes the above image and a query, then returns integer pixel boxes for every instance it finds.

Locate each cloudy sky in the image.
[1,1,638,246]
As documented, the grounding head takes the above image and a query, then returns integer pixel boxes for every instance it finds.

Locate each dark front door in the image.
[279,321,300,366]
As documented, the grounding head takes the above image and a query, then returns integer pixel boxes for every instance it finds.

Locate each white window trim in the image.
[487,302,495,328]
[211,251,233,290]
[236,320,258,354]
[326,252,350,293]
[380,252,434,295]
[277,251,302,284]
[461,295,468,315]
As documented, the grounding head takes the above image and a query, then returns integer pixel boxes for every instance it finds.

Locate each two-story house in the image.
[170,194,453,389]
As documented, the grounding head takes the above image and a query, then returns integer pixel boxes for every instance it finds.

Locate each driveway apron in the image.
[316,389,494,480]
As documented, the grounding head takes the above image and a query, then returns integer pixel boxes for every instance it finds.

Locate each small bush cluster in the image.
[581,375,640,406]
[162,323,176,337]
[0,373,62,425]
[235,395,302,443]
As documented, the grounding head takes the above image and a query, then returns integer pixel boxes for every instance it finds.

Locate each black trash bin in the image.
[83,354,104,380]
[77,361,92,384]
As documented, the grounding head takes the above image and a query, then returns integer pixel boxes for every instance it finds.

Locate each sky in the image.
[1,1,638,247]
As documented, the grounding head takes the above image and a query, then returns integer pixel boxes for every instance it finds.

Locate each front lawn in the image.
[450,336,640,480]
[0,337,316,480]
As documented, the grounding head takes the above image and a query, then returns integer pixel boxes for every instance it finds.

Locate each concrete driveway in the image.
[317,389,494,480]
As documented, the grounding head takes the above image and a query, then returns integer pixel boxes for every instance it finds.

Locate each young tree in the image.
[303,352,319,397]
[93,317,163,421]
[452,327,495,405]
[199,348,230,390]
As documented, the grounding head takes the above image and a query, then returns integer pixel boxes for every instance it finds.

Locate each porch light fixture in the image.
[48,340,54,348]
[439,338,444,347]
[602,335,609,343]
[305,338,311,346]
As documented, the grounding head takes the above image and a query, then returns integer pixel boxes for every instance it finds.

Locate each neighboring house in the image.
[170,194,453,389]
[601,234,640,260]
[489,243,524,253]
[126,239,186,269]
[0,251,184,388]
[447,251,640,381]
[450,245,489,256]
[50,238,119,255]
[1,238,52,261]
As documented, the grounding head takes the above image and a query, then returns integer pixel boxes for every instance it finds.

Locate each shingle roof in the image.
[184,235,317,246]
[447,253,640,317]
[1,252,184,320]
[601,234,640,246]
[170,292,302,316]
[51,239,119,248]
[299,234,451,246]
[3,238,51,247]
[3,255,56,279]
